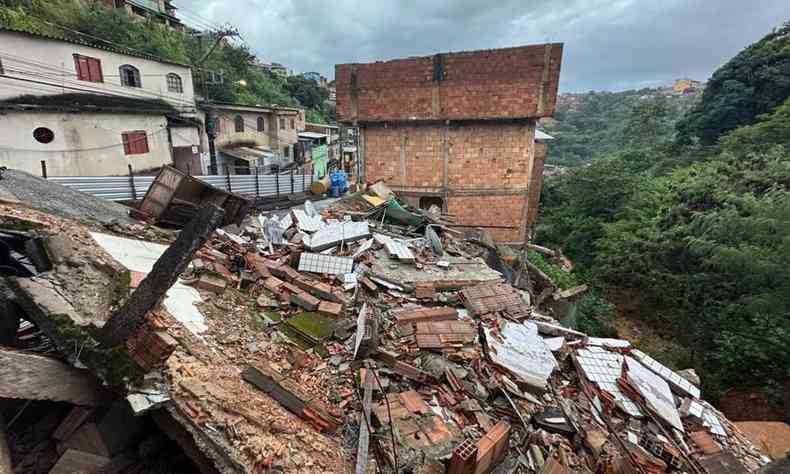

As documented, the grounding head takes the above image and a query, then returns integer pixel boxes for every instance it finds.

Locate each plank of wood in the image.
[0,346,100,406]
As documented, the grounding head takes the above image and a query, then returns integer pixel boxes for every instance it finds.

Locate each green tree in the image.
[676,21,790,145]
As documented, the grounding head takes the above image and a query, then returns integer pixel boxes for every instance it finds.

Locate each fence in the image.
[48,170,315,202]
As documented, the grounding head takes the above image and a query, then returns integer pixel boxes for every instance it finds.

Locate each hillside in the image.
[542,88,698,167]
[537,21,790,417]
[0,0,335,123]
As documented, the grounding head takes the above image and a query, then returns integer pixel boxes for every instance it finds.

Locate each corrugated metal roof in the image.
[0,27,191,68]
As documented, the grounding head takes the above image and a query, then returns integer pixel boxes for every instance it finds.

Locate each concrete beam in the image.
[0,346,101,406]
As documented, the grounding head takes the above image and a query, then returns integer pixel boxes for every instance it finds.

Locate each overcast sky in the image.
[174,0,790,92]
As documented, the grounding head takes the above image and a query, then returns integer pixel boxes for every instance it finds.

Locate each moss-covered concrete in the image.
[6,276,143,388]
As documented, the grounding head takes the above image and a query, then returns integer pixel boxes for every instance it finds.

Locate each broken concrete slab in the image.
[305,221,371,252]
[483,321,557,391]
[623,357,684,432]
[0,347,103,405]
[292,209,323,232]
[370,249,502,288]
[89,232,209,335]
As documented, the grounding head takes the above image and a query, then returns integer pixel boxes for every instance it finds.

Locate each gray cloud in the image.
[174,0,790,92]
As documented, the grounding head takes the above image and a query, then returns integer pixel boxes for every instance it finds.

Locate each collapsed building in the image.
[0,168,777,473]
[335,44,563,242]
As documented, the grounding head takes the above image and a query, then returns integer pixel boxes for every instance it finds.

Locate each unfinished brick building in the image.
[336,43,563,242]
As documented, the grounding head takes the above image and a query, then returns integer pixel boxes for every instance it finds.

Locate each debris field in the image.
[0,180,772,474]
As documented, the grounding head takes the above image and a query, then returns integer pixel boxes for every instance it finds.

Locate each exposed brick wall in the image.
[447,195,527,242]
[336,43,562,122]
[363,121,538,242]
[447,122,534,190]
[525,141,547,229]
[364,121,535,191]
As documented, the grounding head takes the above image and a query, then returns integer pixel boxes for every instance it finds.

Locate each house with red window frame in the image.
[0,27,201,177]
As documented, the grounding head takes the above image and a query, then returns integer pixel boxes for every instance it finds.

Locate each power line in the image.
[0,50,199,108]
[42,20,180,66]
[1,69,197,111]
[0,58,198,110]
[0,53,197,106]
[169,3,225,31]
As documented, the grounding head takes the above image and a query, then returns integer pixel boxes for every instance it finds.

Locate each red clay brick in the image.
[336,43,562,122]
[290,291,320,311]
[318,300,344,318]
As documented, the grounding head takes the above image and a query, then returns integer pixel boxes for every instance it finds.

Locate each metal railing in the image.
[48,170,315,202]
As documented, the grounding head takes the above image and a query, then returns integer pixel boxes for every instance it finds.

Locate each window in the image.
[206,70,224,85]
[33,127,54,144]
[257,116,265,132]
[122,131,149,155]
[279,118,285,130]
[119,65,141,88]
[73,54,103,82]
[166,73,183,93]
[234,115,244,133]
[290,118,295,129]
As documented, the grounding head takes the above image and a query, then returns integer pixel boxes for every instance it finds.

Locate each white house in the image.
[0,27,201,177]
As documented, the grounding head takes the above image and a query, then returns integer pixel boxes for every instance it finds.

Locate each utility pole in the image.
[193,26,240,175]
[195,26,240,66]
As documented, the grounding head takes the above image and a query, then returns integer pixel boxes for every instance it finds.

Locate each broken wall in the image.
[362,121,539,242]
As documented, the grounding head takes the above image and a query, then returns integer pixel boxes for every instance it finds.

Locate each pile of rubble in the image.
[0,182,774,474]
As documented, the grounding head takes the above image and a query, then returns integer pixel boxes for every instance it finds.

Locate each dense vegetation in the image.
[542,89,697,167]
[538,22,790,409]
[677,24,790,145]
[0,0,335,122]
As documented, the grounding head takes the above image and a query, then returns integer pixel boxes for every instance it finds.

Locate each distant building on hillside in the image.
[673,78,701,94]
[302,71,329,89]
[103,0,184,30]
[270,63,290,78]
[249,58,273,74]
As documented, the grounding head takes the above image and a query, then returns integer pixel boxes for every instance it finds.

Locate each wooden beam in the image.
[0,346,101,406]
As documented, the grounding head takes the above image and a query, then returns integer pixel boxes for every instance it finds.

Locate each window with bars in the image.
[166,73,183,93]
[122,131,149,155]
[73,54,103,82]
[257,116,265,132]
[119,65,141,88]
[279,117,285,130]
[234,115,245,133]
